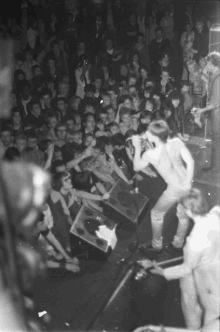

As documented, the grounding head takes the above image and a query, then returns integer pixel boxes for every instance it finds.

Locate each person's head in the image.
[140,66,148,81]
[128,85,137,97]
[77,40,85,53]
[128,74,137,86]
[120,64,128,77]
[14,69,26,82]
[106,106,116,123]
[137,33,145,45]
[52,171,72,192]
[152,91,163,109]
[94,77,102,91]
[155,26,164,40]
[55,123,67,141]
[168,90,183,108]
[121,95,133,109]
[143,86,154,99]
[32,64,42,77]
[161,69,170,81]
[105,38,113,50]
[48,113,59,129]
[35,48,46,65]
[83,113,96,131]
[120,107,132,125]
[144,120,170,145]
[40,88,52,108]
[128,12,136,25]
[101,92,111,107]
[73,112,82,128]
[51,40,60,55]
[159,53,170,68]
[152,109,165,121]
[206,51,220,73]
[104,137,114,155]
[97,109,107,124]
[144,78,155,89]
[51,160,67,174]
[26,131,38,149]
[107,86,119,103]
[145,98,155,112]
[180,188,209,218]
[68,129,82,145]
[131,53,140,65]
[163,100,173,119]
[66,116,75,130]
[69,95,81,111]
[58,81,69,97]
[195,18,204,33]
[12,107,22,126]
[185,22,192,33]
[84,84,95,98]
[29,99,41,117]
[19,80,31,99]
[186,59,197,74]
[109,122,119,136]
[139,110,153,124]
[14,134,27,152]
[198,55,207,70]
[180,80,190,94]
[3,146,21,162]
[0,127,13,147]
[83,133,94,147]
[56,97,68,113]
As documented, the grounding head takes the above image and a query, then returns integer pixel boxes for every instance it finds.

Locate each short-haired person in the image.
[149,188,220,330]
[132,120,194,251]
[193,52,220,172]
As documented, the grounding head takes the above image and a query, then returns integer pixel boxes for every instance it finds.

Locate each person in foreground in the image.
[132,120,194,252]
[193,51,220,172]
[150,188,220,330]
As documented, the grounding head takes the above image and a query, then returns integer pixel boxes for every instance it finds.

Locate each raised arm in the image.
[132,136,151,172]
[180,145,194,185]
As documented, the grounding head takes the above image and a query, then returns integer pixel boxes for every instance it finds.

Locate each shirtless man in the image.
[150,188,220,330]
[132,120,194,251]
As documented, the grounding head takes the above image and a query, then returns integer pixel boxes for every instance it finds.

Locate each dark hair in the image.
[1,126,12,135]
[147,120,170,142]
[85,84,96,94]
[72,171,91,191]
[40,88,52,98]
[140,98,155,112]
[56,97,68,104]
[52,171,69,191]
[82,112,95,125]
[3,147,21,161]
[139,110,153,121]
[155,26,163,33]
[152,109,166,121]
[51,160,66,174]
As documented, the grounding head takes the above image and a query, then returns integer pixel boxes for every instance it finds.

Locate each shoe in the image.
[167,243,183,253]
[140,243,163,253]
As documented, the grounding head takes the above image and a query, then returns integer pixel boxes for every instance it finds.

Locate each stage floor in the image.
[33,140,220,331]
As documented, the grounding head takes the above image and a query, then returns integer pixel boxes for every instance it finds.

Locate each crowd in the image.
[0,0,213,272]
[0,1,219,331]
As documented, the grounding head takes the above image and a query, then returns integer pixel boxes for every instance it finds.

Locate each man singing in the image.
[150,188,220,330]
[194,51,220,172]
[132,120,194,251]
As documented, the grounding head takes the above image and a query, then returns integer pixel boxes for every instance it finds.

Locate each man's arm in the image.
[180,144,195,184]
[133,136,151,172]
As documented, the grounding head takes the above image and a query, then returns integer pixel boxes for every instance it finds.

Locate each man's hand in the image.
[65,256,79,265]
[102,193,110,200]
[138,259,153,269]
[151,261,165,277]
[47,143,54,157]
[131,135,141,149]
[191,108,203,116]
[127,179,134,185]
[84,147,93,157]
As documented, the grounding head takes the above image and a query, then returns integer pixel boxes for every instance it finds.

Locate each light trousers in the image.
[151,186,190,249]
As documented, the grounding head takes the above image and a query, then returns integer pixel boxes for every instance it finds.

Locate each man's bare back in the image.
[142,137,189,188]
